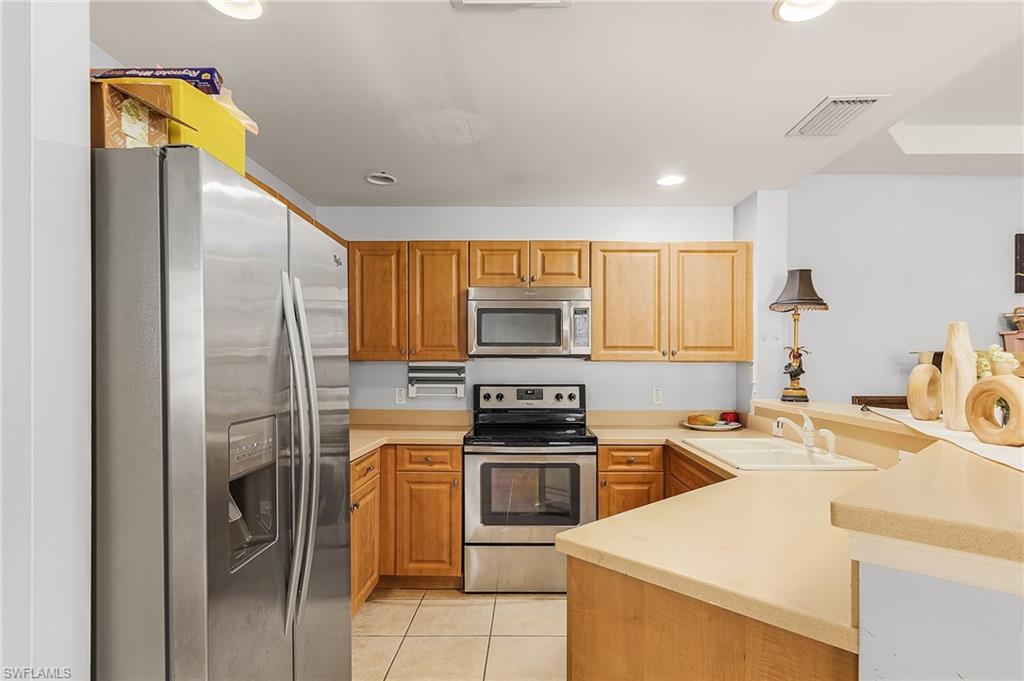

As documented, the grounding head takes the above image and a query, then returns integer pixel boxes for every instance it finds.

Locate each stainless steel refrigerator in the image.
[93,147,350,680]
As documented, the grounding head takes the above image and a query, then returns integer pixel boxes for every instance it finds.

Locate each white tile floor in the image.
[352,589,567,681]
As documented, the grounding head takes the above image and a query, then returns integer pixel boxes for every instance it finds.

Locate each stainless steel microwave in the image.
[468,287,591,357]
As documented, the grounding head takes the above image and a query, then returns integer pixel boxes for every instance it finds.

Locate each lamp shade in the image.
[770,269,828,312]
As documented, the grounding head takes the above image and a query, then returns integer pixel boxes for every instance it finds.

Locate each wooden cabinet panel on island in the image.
[408,241,468,361]
[350,472,381,614]
[598,472,664,519]
[670,242,752,362]
[591,242,669,361]
[469,241,530,286]
[348,241,408,361]
[395,470,462,576]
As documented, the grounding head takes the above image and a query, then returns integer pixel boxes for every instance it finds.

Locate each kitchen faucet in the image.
[775,412,817,454]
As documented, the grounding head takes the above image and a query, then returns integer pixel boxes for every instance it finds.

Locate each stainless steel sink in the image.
[680,437,876,471]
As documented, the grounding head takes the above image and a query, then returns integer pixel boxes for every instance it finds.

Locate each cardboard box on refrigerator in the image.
[90,79,196,149]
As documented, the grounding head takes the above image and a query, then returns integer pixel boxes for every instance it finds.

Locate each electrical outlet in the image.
[772,419,784,436]
[652,387,664,405]
[395,387,407,405]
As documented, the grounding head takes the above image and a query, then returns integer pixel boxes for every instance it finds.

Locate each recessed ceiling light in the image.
[207,0,264,20]
[365,171,397,186]
[655,174,686,187]
[772,0,835,23]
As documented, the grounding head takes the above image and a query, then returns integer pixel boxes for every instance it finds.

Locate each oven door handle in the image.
[462,445,597,454]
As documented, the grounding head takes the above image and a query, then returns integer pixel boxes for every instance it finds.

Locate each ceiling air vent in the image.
[785,95,887,137]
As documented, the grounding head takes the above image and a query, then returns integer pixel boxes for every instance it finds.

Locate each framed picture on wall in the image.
[1017,234,1024,294]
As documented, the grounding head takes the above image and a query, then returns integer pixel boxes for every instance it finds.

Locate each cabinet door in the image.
[409,241,469,361]
[597,472,664,519]
[350,476,381,614]
[668,450,726,491]
[530,241,590,287]
[395,471,462,576]
[349,241,408,360]
[670,242,752,362]
[591,242,669,361]
[379,445,397,576]
[666,474,690,498]
[469,241,528,287]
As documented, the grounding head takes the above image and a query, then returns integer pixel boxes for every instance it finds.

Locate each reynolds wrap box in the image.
[91,67,224,95]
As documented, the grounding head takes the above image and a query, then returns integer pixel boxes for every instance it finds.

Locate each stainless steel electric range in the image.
[463,384,597,593]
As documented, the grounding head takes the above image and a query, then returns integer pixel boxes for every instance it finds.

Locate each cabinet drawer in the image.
[669,449,725,490]
[598,445,663,472]
[397,445,462,472]
[350,449,381,495]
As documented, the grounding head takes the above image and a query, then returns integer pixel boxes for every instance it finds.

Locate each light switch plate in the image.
[395,387,407,405]
[772,419,784,437]
[652,387,664,405]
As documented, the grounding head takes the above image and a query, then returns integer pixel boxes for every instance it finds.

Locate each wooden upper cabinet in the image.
[670,242,752,362]
[469,241,529,287]
[395,470,462,576]
[591,242,669,361]
[530,241,590,287]
[409,241,468,361]
[349,241,408,361]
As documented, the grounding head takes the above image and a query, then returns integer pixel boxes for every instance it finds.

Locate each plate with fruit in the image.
[681,412,743,431]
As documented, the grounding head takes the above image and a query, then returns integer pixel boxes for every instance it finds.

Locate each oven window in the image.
[477,308,562,347]
[480,463,580,526]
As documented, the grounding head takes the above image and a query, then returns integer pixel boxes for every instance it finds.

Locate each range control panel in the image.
[475,384,584,409]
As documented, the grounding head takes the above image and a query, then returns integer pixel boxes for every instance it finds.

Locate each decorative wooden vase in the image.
[941,322,977,432]
[966,375,1024,446]
[907,352,942,421]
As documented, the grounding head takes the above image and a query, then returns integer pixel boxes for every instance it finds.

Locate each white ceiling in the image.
[91,1,1024,207]
[821,36,1024,175]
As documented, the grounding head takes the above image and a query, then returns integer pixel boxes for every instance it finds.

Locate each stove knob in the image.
[495,392,505,402]
[482,393,492,402]
[567,392,577,402]
[554,393,564,402]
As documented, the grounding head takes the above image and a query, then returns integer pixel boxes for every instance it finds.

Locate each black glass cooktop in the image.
[464,424,597,446]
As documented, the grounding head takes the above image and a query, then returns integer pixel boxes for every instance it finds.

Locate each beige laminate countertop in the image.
[350,426,467,461]
[557,426,872,653]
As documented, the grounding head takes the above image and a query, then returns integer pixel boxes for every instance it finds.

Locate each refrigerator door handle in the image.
[282,272,311,635]
[292,276,322,625]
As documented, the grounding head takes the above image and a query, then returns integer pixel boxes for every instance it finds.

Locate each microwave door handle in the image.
[562,301,572,355]
[281,272,310,635]
[292,277,322,626]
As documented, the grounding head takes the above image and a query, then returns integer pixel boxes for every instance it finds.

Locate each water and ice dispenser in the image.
[227,416,278,571]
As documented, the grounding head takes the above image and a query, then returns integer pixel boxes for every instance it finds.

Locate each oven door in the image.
[464,450,597,544]
[468,300,571,356]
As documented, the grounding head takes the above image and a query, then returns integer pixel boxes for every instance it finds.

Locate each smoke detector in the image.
[365,171,397,186]
[785,96,888,137]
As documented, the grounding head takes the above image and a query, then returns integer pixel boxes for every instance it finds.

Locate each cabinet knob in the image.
[661,350,668,356]
[366,465,375,473]
[627,456,636,464]
[671,350,678,357]
[600,479,607,487]
[453,479,459,488]
[400,348,406,355]
[530,275,537,282]
[424,455,433,463]
[350,502,360,512]
[521,275,528,282]
[411,349,417,355]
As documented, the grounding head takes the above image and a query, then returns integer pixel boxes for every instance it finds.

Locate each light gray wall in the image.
[332,205,739,412]
[2,3,91,676]
[734,190,790,412]
[353,360,738,411]
[319,206,732,242]
[788,174,1023,403]
[859,562,1024,680]
[89,41,319,218]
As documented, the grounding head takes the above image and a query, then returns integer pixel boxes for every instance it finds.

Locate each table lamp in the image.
[770,269,829,402]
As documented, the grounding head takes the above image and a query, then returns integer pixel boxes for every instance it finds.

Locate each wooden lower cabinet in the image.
[666,473,690,498]
[598,472,664,519]
[395,470,462,576]
[350,475,381,614]
[567,557,857,681]
[669,448,726,492]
